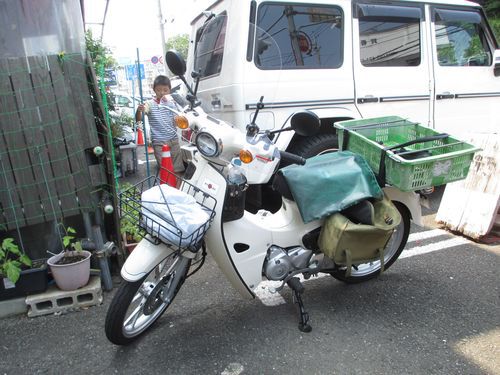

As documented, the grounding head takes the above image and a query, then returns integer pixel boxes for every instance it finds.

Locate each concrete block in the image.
[26,276,102,318]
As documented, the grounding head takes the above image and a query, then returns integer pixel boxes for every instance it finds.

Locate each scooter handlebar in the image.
[279,151,307,166]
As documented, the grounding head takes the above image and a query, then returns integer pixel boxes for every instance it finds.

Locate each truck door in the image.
[430,6,499,137]
[353,2,432,126]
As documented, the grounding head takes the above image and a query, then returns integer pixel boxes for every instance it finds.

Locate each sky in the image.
[84,0,213,65]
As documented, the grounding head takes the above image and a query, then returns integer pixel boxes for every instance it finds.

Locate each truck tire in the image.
[288,134,339,158]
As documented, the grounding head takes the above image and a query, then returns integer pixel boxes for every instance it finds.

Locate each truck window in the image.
[255,3,343,69]
[433,8,492,66]
[357,4,422,67]
[194,11,228,78]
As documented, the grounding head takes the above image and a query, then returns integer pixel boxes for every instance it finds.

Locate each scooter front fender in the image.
[121,239,176,282]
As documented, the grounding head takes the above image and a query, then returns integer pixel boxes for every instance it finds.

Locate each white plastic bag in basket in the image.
[141,184,210,247]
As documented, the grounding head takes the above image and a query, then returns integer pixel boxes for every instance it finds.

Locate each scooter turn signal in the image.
[239,149,253,164]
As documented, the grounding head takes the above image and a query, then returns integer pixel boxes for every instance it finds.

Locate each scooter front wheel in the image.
[330,202,410,284]
[105,254,191,345]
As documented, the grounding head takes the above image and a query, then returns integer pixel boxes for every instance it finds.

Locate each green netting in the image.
[0,52,118,242]
[98,63,120,186]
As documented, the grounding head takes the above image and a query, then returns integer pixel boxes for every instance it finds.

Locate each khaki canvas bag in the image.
[318,195,401,276]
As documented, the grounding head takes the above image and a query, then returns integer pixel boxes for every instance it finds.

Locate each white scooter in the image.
[105,52,422,346]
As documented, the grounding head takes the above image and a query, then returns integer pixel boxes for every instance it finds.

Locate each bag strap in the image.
[378,248,385,274]
[341,129,350,151]
[344,249,352,277]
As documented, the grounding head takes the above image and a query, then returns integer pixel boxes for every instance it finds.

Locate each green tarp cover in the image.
[279,151,383,223]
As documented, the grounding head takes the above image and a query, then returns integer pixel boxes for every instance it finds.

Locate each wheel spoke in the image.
[132,288,148,303]
[124,303,145,330]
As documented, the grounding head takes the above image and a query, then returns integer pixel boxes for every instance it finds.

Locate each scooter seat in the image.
[272,171,295,201]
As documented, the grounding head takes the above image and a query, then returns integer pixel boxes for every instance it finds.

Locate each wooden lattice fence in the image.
[0,53,104,231]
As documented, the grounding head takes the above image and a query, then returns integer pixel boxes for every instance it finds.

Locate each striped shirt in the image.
[144,97,178,144]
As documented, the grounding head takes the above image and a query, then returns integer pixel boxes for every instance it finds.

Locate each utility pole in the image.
[285,5,304,67]
[158,0,168,75]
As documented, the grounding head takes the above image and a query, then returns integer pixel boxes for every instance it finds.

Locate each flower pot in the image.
[0,262,48,301]
[122,233,138,254]
[47,251,91,291]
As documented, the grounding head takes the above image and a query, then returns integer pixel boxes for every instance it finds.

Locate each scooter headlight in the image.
[195,132,221,157]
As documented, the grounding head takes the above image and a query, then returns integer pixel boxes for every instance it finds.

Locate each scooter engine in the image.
[264,245,313,281]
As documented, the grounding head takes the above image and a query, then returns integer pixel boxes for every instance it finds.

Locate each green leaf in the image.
[5,261,21,284]
[67,227,76,234]
[72,242,82,252]
[19,254,32,267]
[8,245,20,255]
[2,238,20,255]
[0,249,5,259]
[63,236,74,248]
[2,238,14,248]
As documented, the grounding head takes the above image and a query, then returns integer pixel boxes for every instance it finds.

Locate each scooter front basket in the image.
[119,174,217,252]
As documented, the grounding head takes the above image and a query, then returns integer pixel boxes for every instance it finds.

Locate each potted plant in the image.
[47,226,91,291]
[120,216,142,253]
[119,183,143,253]
[0,237,48,301]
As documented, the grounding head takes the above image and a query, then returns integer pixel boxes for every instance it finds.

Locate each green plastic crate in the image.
[334,116,480,191]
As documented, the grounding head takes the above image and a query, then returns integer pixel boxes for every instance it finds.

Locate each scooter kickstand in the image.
[287,277,312,333]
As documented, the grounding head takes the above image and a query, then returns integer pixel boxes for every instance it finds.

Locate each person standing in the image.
[135,75,184,174]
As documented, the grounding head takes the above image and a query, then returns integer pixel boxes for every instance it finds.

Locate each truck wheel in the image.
[288,134,339,158]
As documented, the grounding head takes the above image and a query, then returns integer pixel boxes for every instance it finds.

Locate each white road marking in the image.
[399,236,470,259]
[221,363,244,375]
[408,228,450,242]
[256,229,470,306]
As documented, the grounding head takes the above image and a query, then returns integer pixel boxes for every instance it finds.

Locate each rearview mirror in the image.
[166,50,186,77]
[290,111,321,137]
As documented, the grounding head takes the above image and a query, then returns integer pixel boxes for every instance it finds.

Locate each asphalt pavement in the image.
[0,149,499,375]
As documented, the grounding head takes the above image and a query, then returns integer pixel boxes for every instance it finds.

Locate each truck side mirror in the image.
[494,50,500,77]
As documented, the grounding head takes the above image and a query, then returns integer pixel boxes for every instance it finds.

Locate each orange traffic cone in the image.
[159,144,176,187]
[136,127,144,145]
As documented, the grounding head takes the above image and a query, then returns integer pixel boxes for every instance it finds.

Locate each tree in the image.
[484,0,500,17]
[85,30,117,71]
[484,0,500,41]
[166,34,190,61]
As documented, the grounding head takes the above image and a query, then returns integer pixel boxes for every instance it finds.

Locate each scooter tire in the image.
[330,202,410,284]
[105,256,190,345]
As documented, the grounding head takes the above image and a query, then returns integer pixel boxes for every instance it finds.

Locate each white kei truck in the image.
[182,0,499,206]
